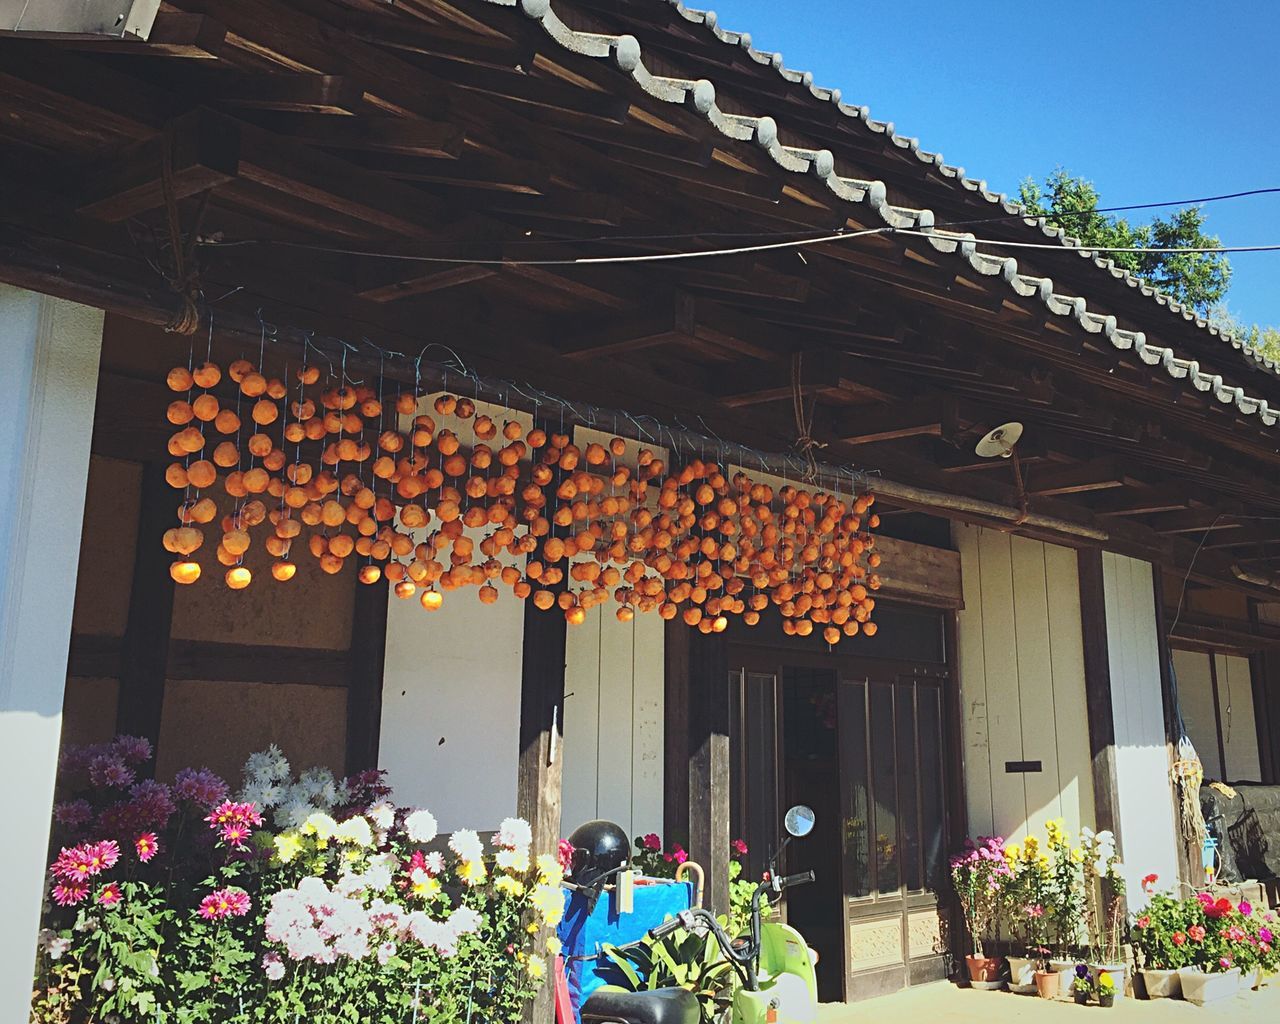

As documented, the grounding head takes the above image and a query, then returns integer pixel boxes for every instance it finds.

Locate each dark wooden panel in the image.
[1077,549,1121,841]
[166,639,351,686]
[686,628,731,916]
[663,617,691,847]
[114,461,176,755]
[346,576,389,775]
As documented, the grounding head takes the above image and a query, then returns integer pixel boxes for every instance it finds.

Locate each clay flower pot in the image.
[1034,970,1059,999]
[965,954,1004,989]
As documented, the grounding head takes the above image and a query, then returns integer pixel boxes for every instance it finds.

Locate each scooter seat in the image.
[580,987,702,1024]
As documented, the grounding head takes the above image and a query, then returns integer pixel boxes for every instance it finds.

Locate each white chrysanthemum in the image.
[405,809,439,844]
[335,816,374,847]
[303,811,338,840]
[368,802,395,830]
[297,767,335,799]
[496,848,530,873]
[276,799,317,830]
[495,817,532,852]
[363,854,396,891]
[449,829,484,864]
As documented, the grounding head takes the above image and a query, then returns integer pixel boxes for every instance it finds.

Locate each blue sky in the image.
[707,0,1280,325]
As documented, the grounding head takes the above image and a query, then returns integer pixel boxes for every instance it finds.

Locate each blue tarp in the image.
[557,879,694,1023]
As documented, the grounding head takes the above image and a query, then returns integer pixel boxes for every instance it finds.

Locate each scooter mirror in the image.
[784,804,816,838]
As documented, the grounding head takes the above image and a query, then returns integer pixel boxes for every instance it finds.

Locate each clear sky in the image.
[706,0,1280,326]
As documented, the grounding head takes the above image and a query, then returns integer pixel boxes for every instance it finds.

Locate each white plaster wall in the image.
[1101,552,1180,898]
[0,288,103,1021]
[377,394,532,831]
[955,525,1094,844]
[560,426,665,840]
[1215,653,1261,782]
[1172,649,1222,778]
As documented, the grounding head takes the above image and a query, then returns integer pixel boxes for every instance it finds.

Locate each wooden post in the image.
[1151,570,1196,884]
[114,460,176,756]
[517,584,567,1023]
[1247,601,1278,785]
[1077,550,1122,843]
[663,618,691,847]
[345,576,389,775]
[684,626,730,916]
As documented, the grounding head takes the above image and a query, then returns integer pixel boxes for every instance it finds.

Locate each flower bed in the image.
[32,736,562,1024]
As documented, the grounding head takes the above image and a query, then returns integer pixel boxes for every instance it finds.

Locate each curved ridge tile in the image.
[484,0,1277,427]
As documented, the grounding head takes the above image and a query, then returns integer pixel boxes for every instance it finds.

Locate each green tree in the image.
[1208,306,1280,362]
[1018,168,1231,313]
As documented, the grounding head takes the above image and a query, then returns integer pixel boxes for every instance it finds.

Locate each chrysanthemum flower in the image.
[404,809,438,844]
[89,754,134,790]
[262,951,285,981]
[52,882,89,907]
[135,833,160,863]
[97,882,123,908]
[112,735,153,766]
[173,767,229,807]
[53,800,93,829]
[198,887,251,920]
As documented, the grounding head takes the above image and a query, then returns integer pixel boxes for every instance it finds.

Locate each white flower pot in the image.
[1140,967,1182,1000]
[1178,967,1241,1005]
[1006,955,1036,991]
[1050,959,1076,999]
[1240,967,1260,993]
[1091,963,1127,1002]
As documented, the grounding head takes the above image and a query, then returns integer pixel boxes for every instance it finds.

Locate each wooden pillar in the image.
[113,461,176,754]
[1247,601,1279,785]
[517,590,567,1022]
[1152,569,1196,884]
[0,287,103,1023]
[1077,550,1122,842]
[670,621,730,916]
[663,619,691,847]
[345,576,389,775]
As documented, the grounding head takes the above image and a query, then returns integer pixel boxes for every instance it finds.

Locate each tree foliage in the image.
[1018,168,1231,313]
[1208,306,1280,362]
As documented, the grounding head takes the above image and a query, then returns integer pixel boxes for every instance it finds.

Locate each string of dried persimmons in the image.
[159,356,884,642]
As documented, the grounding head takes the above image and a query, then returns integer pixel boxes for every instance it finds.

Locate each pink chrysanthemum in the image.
[112,735,153,766]
[135,833,160,863]
[52,882,89,907]
[220,823,251,847]
[205,800,263,828]
[199,887,251,920]
[97,882,123,908]
[91,840,121,873]
[173,767,229,807]
[50,840,116,883]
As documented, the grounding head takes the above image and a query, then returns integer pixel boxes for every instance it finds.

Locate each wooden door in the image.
[839,671,949,999]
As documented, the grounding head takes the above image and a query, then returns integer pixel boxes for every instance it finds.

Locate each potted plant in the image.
[1177,894,1242,1005]
[1044,819,1084,997]
[999,839,1038,993]
[1255,908,1278,988]
[1072,964,1094,1004]
[1131,877,1187,999]
[1080,827,1128,1000]
[949,836,1011,988]
[1097,970,1118,1007]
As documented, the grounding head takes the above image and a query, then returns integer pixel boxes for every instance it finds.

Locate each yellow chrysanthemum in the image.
[411,876,442,901]
[536,854,564,887]
[527,954,546,980]
[547,936,562,957]
[334,816,374,847]
[526,922,539,935]
[495,875,525,897]
[496,848,530,874]
[531,883,565,927]
[302,812,338,840]
[274,832,304,864]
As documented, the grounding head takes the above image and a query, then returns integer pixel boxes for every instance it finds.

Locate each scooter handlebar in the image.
[649,910,694,940]
[778,870,815,888]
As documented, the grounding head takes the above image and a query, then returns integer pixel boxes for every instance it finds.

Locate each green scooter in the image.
[581,805,820,1024]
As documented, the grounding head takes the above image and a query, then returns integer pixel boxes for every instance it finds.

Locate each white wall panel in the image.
[559,426,664,840]
[955,525,1093,845]
[1171,649,1221,779]
[1101,553,1180,898]
[1216,653,1261,782]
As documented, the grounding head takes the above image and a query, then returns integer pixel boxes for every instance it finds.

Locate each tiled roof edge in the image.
[486,0,1277,427]
[655,0,1277,379]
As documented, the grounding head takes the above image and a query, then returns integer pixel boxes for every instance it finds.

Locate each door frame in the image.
[726,611,962,1002]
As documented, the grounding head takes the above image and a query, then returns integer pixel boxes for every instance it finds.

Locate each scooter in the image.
[581,805,821,1024]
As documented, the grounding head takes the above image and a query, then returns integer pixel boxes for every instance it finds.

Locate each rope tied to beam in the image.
[159,125,210,336]
[789,352,827,482]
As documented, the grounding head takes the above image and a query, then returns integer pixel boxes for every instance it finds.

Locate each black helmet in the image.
[567,820,629,891]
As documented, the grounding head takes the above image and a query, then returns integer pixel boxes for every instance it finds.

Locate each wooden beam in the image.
[45,12,230,59]
[1088,486,1191,517]
[346,576,389,775]
[77,108,241,221]
[356,264,498,303]
[114,462,176,757]
[208,74,369,114]
[821,403,945,446]
[166,640,351,686]
[254,114,466,158]
[1077,549,1122,842]
[1202,526,1280,550]
[1152,569,1198,884]
[1148,507,1243,535]
[1026,458,1128,497]
[1248,601,1280,785]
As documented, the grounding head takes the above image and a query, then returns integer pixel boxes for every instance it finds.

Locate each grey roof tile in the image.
[483,0,1279,428]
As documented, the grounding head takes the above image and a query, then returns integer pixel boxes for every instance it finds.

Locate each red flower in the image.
[731,838,749,856]
[1206,897,1233,919]
[1141,873,1159,893]
[1188,925,1206,942]
[1172,931,1186,946]
[1136,915,1151,929]
[134,832,160,863]
[640,833,662,852]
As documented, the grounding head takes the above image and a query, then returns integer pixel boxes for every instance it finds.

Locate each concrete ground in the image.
[818,979,1280,1022]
